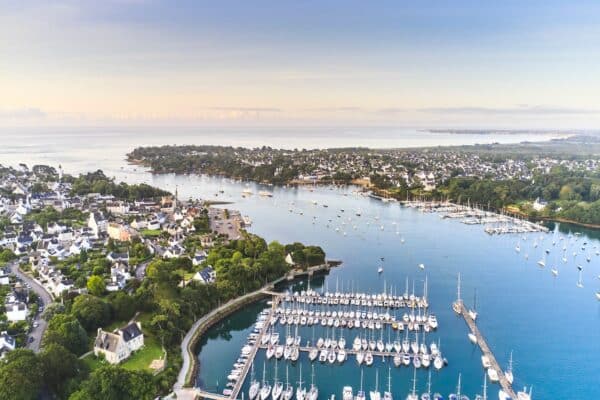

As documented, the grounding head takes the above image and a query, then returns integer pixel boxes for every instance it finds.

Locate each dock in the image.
[457,301,517,399]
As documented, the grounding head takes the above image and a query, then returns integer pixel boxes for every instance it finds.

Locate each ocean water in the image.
[1,128,598,398]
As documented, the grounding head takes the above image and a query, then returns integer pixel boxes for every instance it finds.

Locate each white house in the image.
[88,212,107,237]
[0,331,16,359]
[5,294,28,322]
[193,266,216,284]
[94,322,144,364]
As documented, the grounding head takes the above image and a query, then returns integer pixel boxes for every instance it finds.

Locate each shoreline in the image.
[175,261,340,393]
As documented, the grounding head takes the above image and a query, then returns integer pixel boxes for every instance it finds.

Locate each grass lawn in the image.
[141,229,162,238]
[82,335,164,373]
[121,335,164,372]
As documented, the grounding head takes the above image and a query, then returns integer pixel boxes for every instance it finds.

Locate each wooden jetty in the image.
[456,300,517,399]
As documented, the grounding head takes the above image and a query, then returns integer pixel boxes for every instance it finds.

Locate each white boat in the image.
[356,369,366,400]
[260,362,272,400]
[420,370,432,400]
[406,367,418,400]
[283,365,294,400]
[433,355,443,370]
[481,355,491,369]
[365,351,374,366]
[474,374,487,400]
[356,351,365,365]
[468,333,478,344]
[516,387,532,400]
[468,289,478,321]
[577,269,584,288]
[343,387,354,400]
[487,368,499,383]
[551,266,559,277]
[266,345,275,359]
[296,364,307,400]
[369,369,381,400]
[309,348,319,362]
[259,190,273,197]
[418,263,425,270]
[505,352,514,385]
[449,373,468,400]
[452,273,463,314]
[378,267,384,274]
[537,258,545,268]
[249,363,260,400]
[308,365,319,400]
[273,360,283,400]
[596,291,600,301]
[337,349,347,363]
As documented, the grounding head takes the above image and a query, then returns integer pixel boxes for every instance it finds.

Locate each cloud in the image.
[417,105,600,115]
[0,107,47,119]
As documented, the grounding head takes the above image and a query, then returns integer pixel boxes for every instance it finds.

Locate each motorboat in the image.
[481,355,491,369]
[249,363,260,400]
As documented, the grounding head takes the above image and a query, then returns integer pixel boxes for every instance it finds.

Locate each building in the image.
[0,331,16,359]
[88,212,107,237]
[93,322,144,364]
[5,293,28,322]
[193,266,216,284]
[107,222,136,242]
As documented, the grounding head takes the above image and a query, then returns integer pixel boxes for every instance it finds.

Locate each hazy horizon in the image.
[3,1,600,129]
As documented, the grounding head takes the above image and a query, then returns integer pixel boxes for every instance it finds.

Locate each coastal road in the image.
[8,261,53,353]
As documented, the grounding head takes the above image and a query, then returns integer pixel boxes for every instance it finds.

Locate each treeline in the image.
[0,233,325,399]
[66,170,169,200]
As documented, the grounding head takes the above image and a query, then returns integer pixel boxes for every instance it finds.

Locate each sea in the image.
[1,126,598,399]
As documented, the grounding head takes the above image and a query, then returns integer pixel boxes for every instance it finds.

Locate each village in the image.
[0,163,245,366]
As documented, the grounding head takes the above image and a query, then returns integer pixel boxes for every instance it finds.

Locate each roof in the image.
[120,322,143,342]
[95,330,120,353]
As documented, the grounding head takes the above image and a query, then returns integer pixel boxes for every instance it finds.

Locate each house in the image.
[193,266,216,284]
[48,276,74,297]
[5,293,28,322]
[93,322,144,364]
[533,197,548,211]
[88,212,107,237]
[0,332,16,359]
[163,244,185,259]
[0,268,10,285]
[106,263,132,291]
[192,251,208,266]
[107,252,129,264]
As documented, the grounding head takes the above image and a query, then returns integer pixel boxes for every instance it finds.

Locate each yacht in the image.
[309,347,319,362]
[273,360,283,400]
[365,351,374,366]
[505,352,514,385]
[420,370,432,400]
[356,369,366,400]
[283,365,294,400]
[356,350,365,365]
[418,263,425,270]
[448,373,469,400]
[481,355,491,369]
[343,387,354,400]
[260,362,272,400]
[516,387,532,400]
[308,365,319,400]
[249,363,260,400]
[596,291,600,301]
[452,273,463,314]
[406,368,418,400]
[296,365,306,400]
[338,349,347,363]
[383,368,393,400]
[474,374,487,400]
[468,333,478,344]
[487,368,499,383]
[369,370,381,400]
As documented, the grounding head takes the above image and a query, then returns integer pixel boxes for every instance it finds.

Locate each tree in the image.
[71,294,111,331]
[40,344,88,398]
[0,349,42,400]
[106,291,137,322]
[43,314,88,355]
[87,275,106,296]
[68,366,154,400]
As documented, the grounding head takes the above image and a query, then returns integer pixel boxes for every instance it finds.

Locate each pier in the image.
[457,301,517,399]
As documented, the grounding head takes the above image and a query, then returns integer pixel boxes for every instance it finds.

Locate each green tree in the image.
[71,294,111,331]
[68,366,154,400]
[40,343,88,398]
[87,275,106,296]
[43,314,88,355]
[0,349,42,400]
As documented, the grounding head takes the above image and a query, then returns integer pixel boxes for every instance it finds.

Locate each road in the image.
[8,261,53,353]
[135,260,150,280]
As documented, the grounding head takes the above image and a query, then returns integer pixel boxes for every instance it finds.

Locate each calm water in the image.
[1,129,599,398]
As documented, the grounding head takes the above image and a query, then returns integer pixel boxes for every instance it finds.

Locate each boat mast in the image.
[482,373,487,400]
[411,367,417,397]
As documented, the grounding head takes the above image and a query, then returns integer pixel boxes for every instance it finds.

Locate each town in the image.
[0,162,326,399]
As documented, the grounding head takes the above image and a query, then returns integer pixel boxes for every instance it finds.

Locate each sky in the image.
[2,0,600,129]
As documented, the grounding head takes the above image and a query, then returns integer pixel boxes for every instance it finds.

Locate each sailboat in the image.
[383,368,393,400]
[260,362,272,400]
[249,362,260,400]
[596,291,600,301]
[283,365,293,400]
[468,289,478,321]
[474,374,487,400]
[452,273,462,314]
[516,386,532,400]
[356,369,366,400]
[272,360,283,400]
[343,387,354,400]
[418,263,425,270]
[505,352,514,385]
[308,364,318,400]
[420,370,432,400]
[406,367,418,400]
[448,373,468,400]
[369,369,381,400]
[537,254,546,268]
[296,364,306,400]
[577,268,584,288]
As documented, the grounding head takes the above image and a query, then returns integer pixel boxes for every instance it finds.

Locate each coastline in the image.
[175,261,340,392]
